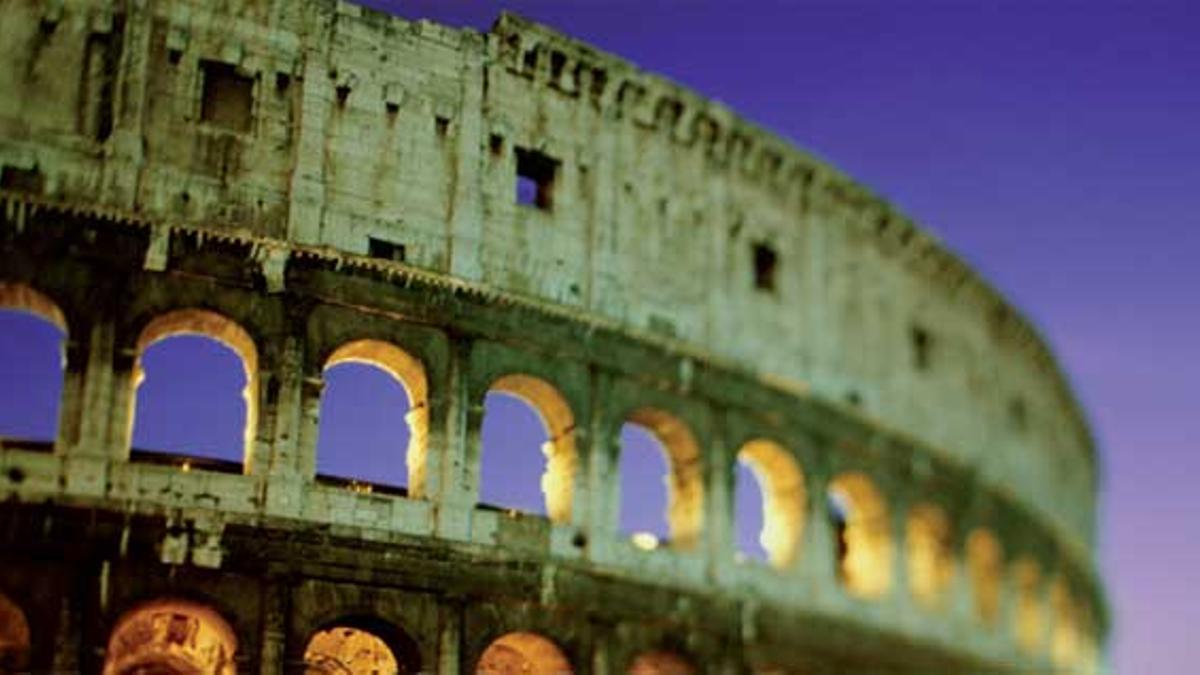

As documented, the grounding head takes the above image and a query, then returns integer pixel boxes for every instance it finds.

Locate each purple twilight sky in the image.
[360,3,1200,670]
[0,1,1197,672]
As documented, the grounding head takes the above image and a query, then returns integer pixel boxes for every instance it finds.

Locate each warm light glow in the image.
[625,408,703,550]
[828,472,893,598]
[325,339,429,496]
[1013,557,1045,655]
[0,593,31,672]
[488,374,577,523]
[906,503,954,609]
[103,599,238,675]
[476,632,572,674]
[304,625,399,674]
[133,309,259,469]
[967,529,1003,626]
[628,651,695,674]
[632,531,660,550]
[737,439,806,569]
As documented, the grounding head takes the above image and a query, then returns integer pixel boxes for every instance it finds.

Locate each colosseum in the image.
[0,0,1107,672]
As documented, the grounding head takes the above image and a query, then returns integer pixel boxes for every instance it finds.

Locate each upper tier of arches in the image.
[0,273,1105,670]
[0,0,1096,564]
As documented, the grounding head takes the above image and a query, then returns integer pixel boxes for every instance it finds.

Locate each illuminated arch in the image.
[627,651,695,674]
[0,281,66,331]
[322,339,430,495]
[0,281,67,446]
[1013,557,1045,655]
[303,615,420,674]
[1050,577,1082,669]
[483,374,577,523]
[131,309,258,468]
[0,592,31,672]
[827,472,893,598]
[103,598,237,675]
[623,407,704,550]
[967,529,1003,626]
[906,503,954,609]
[476,632,571,674]
[736,439,806,568]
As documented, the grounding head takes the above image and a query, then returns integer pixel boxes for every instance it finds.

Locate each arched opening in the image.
[618,408,703,551]
[1050,577,1081,669]
[303,616,420,674]
[478,374,576,522]
[827,473,892,598]
[1013,557,1045,655]
[103,598,237,675]
[906,503,954,609]
[735,439,806,569]
[316,340,428,495]
[0,282,66,450]
[967,528,1003,626]
[627,651,695,674]
[476,631,571,674]
[0,592,31,672]
[130,310,257,472]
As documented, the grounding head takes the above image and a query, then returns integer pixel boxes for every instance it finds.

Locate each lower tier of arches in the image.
[0,502,1098,674]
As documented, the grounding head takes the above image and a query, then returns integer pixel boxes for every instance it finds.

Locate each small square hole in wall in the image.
[200,60,254,133]
[368,237,406,262]
[435,116,450,138]
[515,147,559,211]
[489,133,504,157]
[752,242,778,292]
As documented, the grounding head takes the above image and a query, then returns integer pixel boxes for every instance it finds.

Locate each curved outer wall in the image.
[0,0,1105,671]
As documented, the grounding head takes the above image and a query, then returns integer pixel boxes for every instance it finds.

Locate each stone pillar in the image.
[258,576,287,675]
[263,332,307,517]
[433,338,474,540]
[584,371,619,563]
[705,408,734,584]
[436,601,463,674]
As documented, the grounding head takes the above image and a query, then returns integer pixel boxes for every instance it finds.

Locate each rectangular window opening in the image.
[200,60,254,133]
[911,325,933,371]
[515,147,559,211]
[368,237,406,262]
[753,242,778,292]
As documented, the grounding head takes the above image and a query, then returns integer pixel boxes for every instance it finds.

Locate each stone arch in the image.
[321,339,430,495]
[0,592,31,672]
[623,407,704,550]
[0,281,67,446]
[1012,556,1045,655]
[906,503,955,609]
[966,528,1003,626]
[482,374,577,523]
[130,309,258,469]
[627,650,695,674]
[736,439,806,569]
[102,598,238,675]
[303,614,421,674]
[827,472,893,598]
[476,631,572,674]
[0,281,67,332]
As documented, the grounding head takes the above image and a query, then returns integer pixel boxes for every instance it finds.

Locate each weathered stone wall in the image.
[0,0,1106,671]
[0,0,1097,556]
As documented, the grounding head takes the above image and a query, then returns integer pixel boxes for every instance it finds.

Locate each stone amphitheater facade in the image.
[0,0,1107,672]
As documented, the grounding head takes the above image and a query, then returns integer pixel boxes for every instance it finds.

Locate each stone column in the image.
[705,408,734,584]
[432,337,474,540]
[584,370,620,564]
[263,331,307,517]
